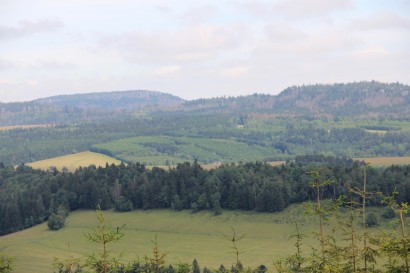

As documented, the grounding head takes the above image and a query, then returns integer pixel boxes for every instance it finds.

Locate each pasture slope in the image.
[26,151,123,172]
[353,156,410,166]
[0,205,393,273]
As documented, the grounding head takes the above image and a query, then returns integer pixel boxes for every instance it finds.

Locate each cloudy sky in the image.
[1,0,409,102]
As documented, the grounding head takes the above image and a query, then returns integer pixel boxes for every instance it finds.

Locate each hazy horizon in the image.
[1,0,409,103]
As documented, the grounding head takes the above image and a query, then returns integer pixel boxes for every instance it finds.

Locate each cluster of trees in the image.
[1,155,410,236]
[277,126,410,157]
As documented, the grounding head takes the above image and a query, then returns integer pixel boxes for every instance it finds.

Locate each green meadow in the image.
[0,205,395,273]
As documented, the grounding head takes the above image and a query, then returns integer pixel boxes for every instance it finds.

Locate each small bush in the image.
[0,254,13,273]
[366,212,379,227]
[47,213,65,231]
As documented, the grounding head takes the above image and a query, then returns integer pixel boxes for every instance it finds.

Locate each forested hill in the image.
[178,81,410,118]
[0,90,184,125]
[33,90,183,110]
[0,81,409,126]
[274,82,410,118]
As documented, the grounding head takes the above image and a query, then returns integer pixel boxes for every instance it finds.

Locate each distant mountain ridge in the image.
[0,90,184,125]
[33,90,184,110]
[0,82,409,126]
[274,81,410,118]
[177,81,410,119]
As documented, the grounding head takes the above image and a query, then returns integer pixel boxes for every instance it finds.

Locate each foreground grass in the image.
[0,207,314,273]
[0,205,395,273]
[26,151,123,171]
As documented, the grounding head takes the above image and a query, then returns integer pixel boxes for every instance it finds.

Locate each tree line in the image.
[1,155,410,236]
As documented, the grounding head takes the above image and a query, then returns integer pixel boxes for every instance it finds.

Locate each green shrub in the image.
[366,212,379,227]
[47,213,65,231]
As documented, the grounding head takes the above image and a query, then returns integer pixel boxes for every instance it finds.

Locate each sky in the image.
[1,0,409,102]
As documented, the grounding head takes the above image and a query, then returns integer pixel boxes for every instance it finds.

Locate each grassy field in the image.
[354,156,410,166]
[26,151,123,171]
[0,205,395,273]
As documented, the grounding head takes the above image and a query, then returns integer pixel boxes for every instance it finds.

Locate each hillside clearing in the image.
[26,151,123,171]
[0,124,53,131]
[354,156,410,166]
[92,136,279,166]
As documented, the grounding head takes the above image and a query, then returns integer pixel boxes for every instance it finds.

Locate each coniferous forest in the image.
[1,155,409,236]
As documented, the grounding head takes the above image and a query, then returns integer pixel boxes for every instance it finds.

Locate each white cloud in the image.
[0,59,14,70]
[263,23,307,43]
[350,12,410,31]
[154,65,181,75]
[273,0,353,19]
[32,61,75,70]
[27,80,38,86]
[0,19,63,39]
[231,0,353,19]
[179,6,218,25]
[220,66,251,77]
[353,47,389,58]
[99,23,250,64]
[0,80,11,85]
[256,26,361,60]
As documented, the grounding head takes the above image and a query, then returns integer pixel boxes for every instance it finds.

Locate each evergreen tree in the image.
[192,259,200,273]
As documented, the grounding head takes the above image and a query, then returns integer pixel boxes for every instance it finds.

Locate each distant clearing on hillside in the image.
[364,129,388,135]
[0,124,53,131]
[92,136,278,165]
[354,156,410,166]
[27,151,123,171]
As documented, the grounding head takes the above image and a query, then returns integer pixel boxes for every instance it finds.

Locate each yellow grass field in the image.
[27,151,123,171]
[354,156,410,166]
[0,124,53,131]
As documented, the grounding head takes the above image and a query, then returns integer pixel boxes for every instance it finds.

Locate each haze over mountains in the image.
[0,81,409,126]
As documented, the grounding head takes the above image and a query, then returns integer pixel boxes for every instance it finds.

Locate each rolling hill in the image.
[176,81,410,118]
[33,90,183,110]
[0,90,184,126]
[1,81,409,126]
